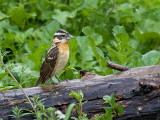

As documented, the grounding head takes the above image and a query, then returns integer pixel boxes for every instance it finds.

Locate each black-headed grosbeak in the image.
[35,29,73,86]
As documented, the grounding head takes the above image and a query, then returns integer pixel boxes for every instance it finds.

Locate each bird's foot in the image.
[64,79,69,83]
[55,75,69,83]
[55,75,62,82]
[51,81,59,85]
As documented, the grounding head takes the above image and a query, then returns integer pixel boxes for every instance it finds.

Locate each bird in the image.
[35,29,73,86]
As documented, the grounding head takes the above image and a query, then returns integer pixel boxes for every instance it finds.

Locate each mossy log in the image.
[0,64,160,120]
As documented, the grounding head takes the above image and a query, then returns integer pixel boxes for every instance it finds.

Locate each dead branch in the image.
[107,62,130,71]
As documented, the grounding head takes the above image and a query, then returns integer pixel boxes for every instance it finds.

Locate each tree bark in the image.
[0,64,160,120]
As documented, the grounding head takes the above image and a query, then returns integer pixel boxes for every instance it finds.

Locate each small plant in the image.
[10,96,57,120]
[25,95,65,120]
[10,95,75,120]
[101,93,125,120]
[10,106,28,120]
[106,26,135,66]
[69,91,124,120]
[69,90,88,120]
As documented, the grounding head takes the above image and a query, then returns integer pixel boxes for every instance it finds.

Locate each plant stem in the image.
[1,56,36,113]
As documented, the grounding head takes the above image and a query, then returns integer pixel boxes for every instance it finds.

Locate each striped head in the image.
[53,29,73,43]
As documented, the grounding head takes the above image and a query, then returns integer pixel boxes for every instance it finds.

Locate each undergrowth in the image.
[10,91,124,120]
[0,0,160,90]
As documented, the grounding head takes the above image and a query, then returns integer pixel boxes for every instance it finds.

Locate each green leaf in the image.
[103,95,111,103]
[104,107,113,120]
[110,94,115,107]
[9,4,31,29]
[7,63,39,87]
[76,36,94,69]
[82,26,106,74]
[45,20,60,37]
[134,27,160,44]
[59,66,79,80]
[0,11,9,21]
[16,28,34,43]
[138,19,160,33]
[27,43,50,70]
[142,50,160,66]
[69,38,78,67]
[78,0,98,10]
[106,26,135,65]
[117,103,125,114]
[113,25,130,49]
[52,9,77,25]
[79,90,84,100]
[39,10,53,20]
[34,20,60,44]
[64,103,76,120]
[69,91,82,102]
[0,86,14,91]
[113,25,127,35]
[82,100,88,106]
[92,33,103,45]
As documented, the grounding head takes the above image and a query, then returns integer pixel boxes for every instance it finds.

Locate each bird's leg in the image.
[55,75,62,82]
[55,75,69,83]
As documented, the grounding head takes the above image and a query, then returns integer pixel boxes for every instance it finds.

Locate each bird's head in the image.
[53,29,73,43]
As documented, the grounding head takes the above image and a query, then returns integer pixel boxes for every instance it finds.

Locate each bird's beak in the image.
[67,34,73,40]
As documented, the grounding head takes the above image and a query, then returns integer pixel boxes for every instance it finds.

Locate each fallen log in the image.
[0,64,160,120]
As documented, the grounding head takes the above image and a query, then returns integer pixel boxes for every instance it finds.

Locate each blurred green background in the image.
[0,0,160,90]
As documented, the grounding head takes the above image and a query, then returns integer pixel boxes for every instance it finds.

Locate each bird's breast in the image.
[51,42,69,76]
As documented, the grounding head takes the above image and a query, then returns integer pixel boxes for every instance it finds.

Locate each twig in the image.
[0,55,36,113]
[107,62,130,71]
[107,0,116,15]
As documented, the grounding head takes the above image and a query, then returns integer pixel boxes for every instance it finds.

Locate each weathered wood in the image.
[0,64,160,120]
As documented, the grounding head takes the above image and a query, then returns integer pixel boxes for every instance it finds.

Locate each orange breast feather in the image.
[51,42,69,76]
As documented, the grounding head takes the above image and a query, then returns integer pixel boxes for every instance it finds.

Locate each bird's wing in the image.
[35,43,59,86]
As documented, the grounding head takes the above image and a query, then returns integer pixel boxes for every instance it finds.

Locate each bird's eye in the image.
[62,35,65,37]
